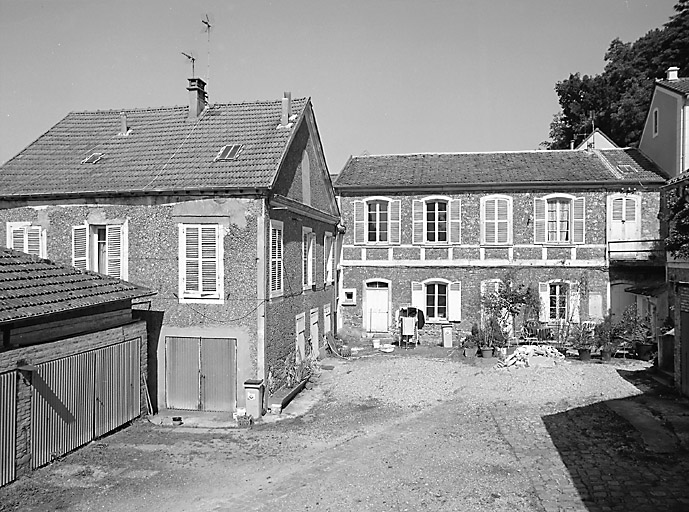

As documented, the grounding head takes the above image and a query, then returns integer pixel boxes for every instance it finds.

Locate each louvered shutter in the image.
[625,197,636,222]
[412,200,424,244]
[270,224,283,294]
[448,281,462,321]
[612,197,623,221]
[72,225,89,271]
[353,201,365,244]
[449,199,461,244]
[106,224,123,279]
[10,226,25,252]
[534,198,546,244]
[201,226,219,295]
[483,198,496,244]
[411,281,424,310]
[497,198,509,244]
[26,227,42,257]
[538,282,549,322]
[183,225,200,293]
[569,282,580,323]
[572,197,585,244]
[389,200,401,245]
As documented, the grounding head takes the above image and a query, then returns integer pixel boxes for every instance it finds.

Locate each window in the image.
[538,281,580,323]
[302,227,315,289]
[653,108,659,137]
[302,152,311,206]
[342,288,357,305]
[81,153,103,164]
[270,221,283,297]
[215,144,244,161]
[481,195,512,245]
[353,197,400,245]
[324,232,334,284]
[6,222,46,257]
[72,221,128,279]
[412,197,461,245]
[411,280,461,322]
[178,223,223,303]
[534,195,585,245]
[609,194,639,241]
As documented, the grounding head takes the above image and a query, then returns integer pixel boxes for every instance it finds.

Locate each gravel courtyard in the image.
[1,349,689,512]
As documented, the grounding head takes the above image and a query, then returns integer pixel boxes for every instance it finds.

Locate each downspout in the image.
[256,198,267,402]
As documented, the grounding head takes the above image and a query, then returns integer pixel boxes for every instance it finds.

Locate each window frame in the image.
[411,279,461,323]
[323,231,334,285]
[6,221,47,258]
[178,223,224,304]
[538,280,580,324]
[72,220,128,280]
[480,195,513,246]
[652,108,659,138]
[302,227,315,290]
[412,196,461,246]
[270,220,284,298]
[533,193,585,246]
[353,196,401,246]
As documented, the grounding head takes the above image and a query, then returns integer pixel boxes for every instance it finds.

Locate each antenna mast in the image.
[202,15,212,92]
[181,52,196,77]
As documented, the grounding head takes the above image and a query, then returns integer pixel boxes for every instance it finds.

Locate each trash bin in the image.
[441,324,453,348]
[244,379,264,419]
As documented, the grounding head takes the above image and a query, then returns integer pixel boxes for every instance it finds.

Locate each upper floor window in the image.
[534,195,585,245]
[6,222,46,258]
[353,197,400,245]
[324,232,334,284]
[413,197,461,245]
[302,227,315,289]
[270,220,283,298]
[178,223,223,303]
[411,279,461,322]
[73,221,128,280]
[608,194,639,242]
[653,108,659,138]
[481,195,512,245]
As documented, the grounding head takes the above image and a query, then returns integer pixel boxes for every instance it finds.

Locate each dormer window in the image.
[215,144,244,161]
[82,153,103,164]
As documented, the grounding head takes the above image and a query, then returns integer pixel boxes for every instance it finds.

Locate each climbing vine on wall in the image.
[665,188,689,258]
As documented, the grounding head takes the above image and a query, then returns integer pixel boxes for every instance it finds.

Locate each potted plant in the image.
[618,306,655,361]
[568,323,594,361]
[462,328,479,358]
[594,314,622,362]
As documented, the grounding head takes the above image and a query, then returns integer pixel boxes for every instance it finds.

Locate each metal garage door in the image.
[166,337,237,412]
[1,371,16,487]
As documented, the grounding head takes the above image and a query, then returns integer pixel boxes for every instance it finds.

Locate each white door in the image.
[610,197,638,241]
[366,282,389,333]
[309,308,320,359]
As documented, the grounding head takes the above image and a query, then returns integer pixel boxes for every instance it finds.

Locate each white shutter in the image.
[353,201,365,245]
[270,223,283,295]
[534,198,546,244]
[411,281,424,310]
[497,198,509,244]
[105,224,123,279]
[449,199,461,244]
[612,197,623,221]
[483,198,496,244]
[26,226,42,257]
[625,197,636,222]
[72,225,89,271]
[201,225,219,294]
[539,282,549,322]
[389,200,401,245]
[412,200,424,244]
[183,225,200,293]
[569,282,580,323]
[448,281,462,321]
[10,226,25,252]
[572,197,585,244]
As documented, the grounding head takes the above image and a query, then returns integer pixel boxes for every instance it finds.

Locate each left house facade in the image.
[0,78,340,416]
[0,248,154,485]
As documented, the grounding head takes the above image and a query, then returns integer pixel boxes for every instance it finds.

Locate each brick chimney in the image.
[667,66,680,81]
[281,91,292,126]
[187,78,207,119]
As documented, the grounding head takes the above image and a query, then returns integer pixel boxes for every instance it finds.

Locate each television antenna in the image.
[181,51,196,77]
[202,14,213,87]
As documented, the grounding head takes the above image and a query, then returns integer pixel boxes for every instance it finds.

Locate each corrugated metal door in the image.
[94,339,141,437]
[32,352,95,469]
[166,337,200,410]
[0,371,16,487]
[200,338,236,412]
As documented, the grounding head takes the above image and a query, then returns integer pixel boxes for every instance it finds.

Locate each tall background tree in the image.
[543,0,689,149]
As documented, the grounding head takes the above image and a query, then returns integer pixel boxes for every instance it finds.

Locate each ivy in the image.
[665,189,689,258]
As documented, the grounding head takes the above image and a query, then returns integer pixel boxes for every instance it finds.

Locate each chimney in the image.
[119,112,128,135]
[187,77,207,119]
[281,91,292,126]
[667,66,680,81]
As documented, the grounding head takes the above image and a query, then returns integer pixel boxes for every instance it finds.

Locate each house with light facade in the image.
[334,149,666,346]
[0,78,340,416]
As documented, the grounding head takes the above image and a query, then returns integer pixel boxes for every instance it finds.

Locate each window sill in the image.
[179,296,224,304]
[480,243,513,248]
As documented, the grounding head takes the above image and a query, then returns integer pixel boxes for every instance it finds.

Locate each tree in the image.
[543,1,689,149]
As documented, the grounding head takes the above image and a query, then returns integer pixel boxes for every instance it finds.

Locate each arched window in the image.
[481,195,512,245]
[534,194,585,245]
[412,196,461,245]
[411,279,461,322]
[353,197,401,245]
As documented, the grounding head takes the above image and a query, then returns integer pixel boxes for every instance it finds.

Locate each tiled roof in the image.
[334,149,667,190]
[656,78,689,96]
[0,248,154,324]
[0,98,309,198]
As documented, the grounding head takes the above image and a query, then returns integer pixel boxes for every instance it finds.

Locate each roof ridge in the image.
[354,149,597,159]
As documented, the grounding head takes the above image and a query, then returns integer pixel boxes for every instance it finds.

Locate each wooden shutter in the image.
[183,225,200,293]
[497,198,509,244]
[271,223,283,294]
[449,199,461,244]
[534,198,546,244]
[412,200,424,244]
[105,224,123,279]
[201,226,219,294]
[10,226,25,252]
[389,200,401,245]
[572,197,585,244]
[26,226,42,257]
[353,201,365,245]
[448,281,462,321]
[569,282,580,323]
[72,225,89,271]
[411,281,424,310]
[538,282,549,322]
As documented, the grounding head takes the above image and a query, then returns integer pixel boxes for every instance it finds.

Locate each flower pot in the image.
[480,348,493,358]
[463,347,478,358]
[578,348,591,361]
[635,342,656,361]
[601,349,612,362]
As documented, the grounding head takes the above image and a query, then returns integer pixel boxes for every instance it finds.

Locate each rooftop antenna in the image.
[202,14,213,92]
[181,51,196,77]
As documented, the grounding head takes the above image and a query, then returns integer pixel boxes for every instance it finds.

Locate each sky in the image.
[0,0,679,173]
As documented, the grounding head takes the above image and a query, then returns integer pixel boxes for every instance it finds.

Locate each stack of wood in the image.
[494,345,565,369]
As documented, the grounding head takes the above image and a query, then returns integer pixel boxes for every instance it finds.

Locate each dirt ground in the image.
[2,348,689,512]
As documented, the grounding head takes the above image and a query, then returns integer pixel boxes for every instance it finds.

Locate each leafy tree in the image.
[543,1,689,149]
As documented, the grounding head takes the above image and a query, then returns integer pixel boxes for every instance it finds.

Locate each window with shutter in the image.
[414,279,462,323]
[355,197,400,246]
[414,197,454,245]
[534,195,585,245]
[302,227,314,289]
[71,221,127,278]
[270,221,284,297]
[323,232,333,285]
[179,223,223,303]
[482,196,511,245]
[7,222,46,258]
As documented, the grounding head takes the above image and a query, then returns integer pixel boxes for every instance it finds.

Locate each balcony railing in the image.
[608,239,665,264]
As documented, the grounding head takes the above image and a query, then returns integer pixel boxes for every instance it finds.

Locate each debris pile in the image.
[494,345,565,369]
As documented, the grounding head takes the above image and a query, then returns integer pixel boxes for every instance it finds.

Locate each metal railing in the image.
[607,239,665,263]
